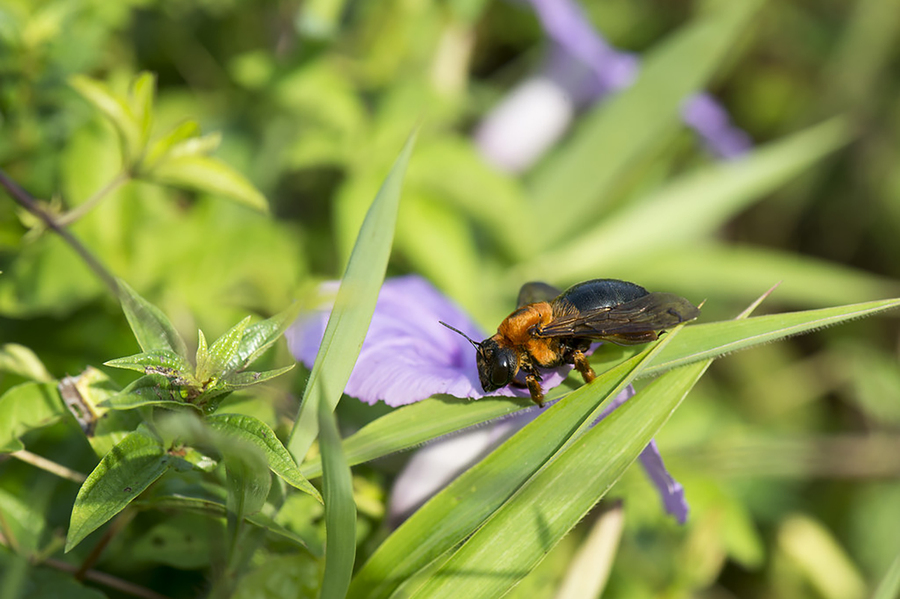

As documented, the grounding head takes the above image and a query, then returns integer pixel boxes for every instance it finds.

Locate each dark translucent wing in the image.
[538,292,700,338]
[517,282,561,308]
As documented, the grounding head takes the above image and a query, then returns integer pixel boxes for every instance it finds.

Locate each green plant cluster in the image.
[2,1,900,599]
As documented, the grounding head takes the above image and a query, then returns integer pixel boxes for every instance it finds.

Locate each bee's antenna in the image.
[439,321,481,349]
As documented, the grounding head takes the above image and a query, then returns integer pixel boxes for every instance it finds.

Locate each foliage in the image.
[2,1,900,598]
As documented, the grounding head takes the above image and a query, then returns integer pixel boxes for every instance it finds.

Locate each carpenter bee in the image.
[441,279,700,407]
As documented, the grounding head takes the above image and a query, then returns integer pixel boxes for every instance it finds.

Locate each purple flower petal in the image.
[286,275,570,406]
[639,439,689,524]
[476,0,751,170]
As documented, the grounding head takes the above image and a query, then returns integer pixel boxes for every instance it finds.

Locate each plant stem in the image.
[43,557,170,599]
[0,168,119,297]
[56,170,130,226]
[11,450,87,484]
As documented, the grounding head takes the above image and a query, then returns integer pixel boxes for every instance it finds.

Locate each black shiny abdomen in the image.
[557,279,648,312]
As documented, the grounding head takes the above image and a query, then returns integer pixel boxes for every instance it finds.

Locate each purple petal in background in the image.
[639,439,689,524]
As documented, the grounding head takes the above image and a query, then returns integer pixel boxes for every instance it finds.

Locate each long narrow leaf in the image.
[407,359,712,598]
[528,0,762,249]
[347,332,675,599]
[117,280,189,358]
[287,129,417,462]
[872,553,900,599]
[319,387,356,599]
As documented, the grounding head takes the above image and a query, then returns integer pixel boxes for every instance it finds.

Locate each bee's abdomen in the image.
[556,279,648,313]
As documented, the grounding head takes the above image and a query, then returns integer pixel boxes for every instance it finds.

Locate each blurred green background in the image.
[1,0,900,597]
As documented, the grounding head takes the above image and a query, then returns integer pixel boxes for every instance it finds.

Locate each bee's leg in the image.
[525,375,545,408]
[571,350,596,383]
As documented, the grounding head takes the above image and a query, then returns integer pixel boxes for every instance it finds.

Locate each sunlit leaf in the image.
[117,279,189,358]
[0,382,65,453]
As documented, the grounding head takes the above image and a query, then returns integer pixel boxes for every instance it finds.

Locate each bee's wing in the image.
[517,281,561,308]
[538,292,700,338]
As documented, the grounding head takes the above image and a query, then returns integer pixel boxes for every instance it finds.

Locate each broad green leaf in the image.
[58,367,141,457]
[224,443,272,518]
[149,154,269,213]
[872,553,900,599]
[407,358,711,598]
[129,512,213,569]
[102,374,191,411]
[104,349,193,378]
[222,365,295,389]
[117,279,189,358]
[527,1,762,249]
[288,129,418,462]
[235,303,303,370]
[69,75,142,166]
[232,554,322,599]
[0,382,65,453]
[197,316,250,380]
[66,428,171,552]
[521,118,850,281]
[0,343,53,382]
[207,414,322,503]
[319,390,356,599]
[347,334,673,599]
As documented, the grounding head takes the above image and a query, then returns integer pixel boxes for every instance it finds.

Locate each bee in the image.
[441,279,700,407]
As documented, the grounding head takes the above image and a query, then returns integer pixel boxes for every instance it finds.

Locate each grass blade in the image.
[287,129,417,462]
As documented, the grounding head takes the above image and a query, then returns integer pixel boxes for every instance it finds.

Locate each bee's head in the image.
[474,338,517,392]
[439,321,518,393]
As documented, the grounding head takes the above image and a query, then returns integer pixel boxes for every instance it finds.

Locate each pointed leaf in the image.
[221,365,295,389]
[117,279,189,357]
[149,154,269,213]
[287,129,418,462]
[144,121,201,167]
[66,428,171,552]
[69,75,142,166]
[236,304,303,370]
[319,391,356,599]
[130,71,156,148]
[204,316,251,378]
[104,349,193,377]
[102,374,193,411]
[207,414,322,503]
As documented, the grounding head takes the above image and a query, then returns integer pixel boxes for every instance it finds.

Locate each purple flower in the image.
[475,0,750,172]
[285,275,570,406]
[287,275,689,523]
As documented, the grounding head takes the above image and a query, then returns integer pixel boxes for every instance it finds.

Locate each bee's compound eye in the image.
[490,350,514,387]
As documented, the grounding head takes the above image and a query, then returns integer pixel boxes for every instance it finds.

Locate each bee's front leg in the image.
[571,350,596,384]
[525,374,545,408]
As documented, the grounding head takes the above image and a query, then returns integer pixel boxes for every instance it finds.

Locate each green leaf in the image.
[527,0,762,249]
[521,118,851,282]
[407,359,711,598]
[197,316,251,381]
[144,120,202,167]
[235,303,303,370]
[304,297,900,482]
[872,553,900,599]
[221,365,295,389]
[101,374,191,411]
[318,390,356,599]
[224,443,272,518]
[130,71,156,149]
[287,128,418,462]
[0,382,65,453]
[0,343,53,382]
[69,74,142,166]
[347,335,671,599]
[149,154,269,213]
[66,428,171,552]
[207,414,322,503]
[116,279,189,358]
[104,349,193,377]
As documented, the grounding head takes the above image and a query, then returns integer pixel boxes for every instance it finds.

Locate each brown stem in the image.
[43,557,171,599]
[0,168,119,297]
[75,509,135,580]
